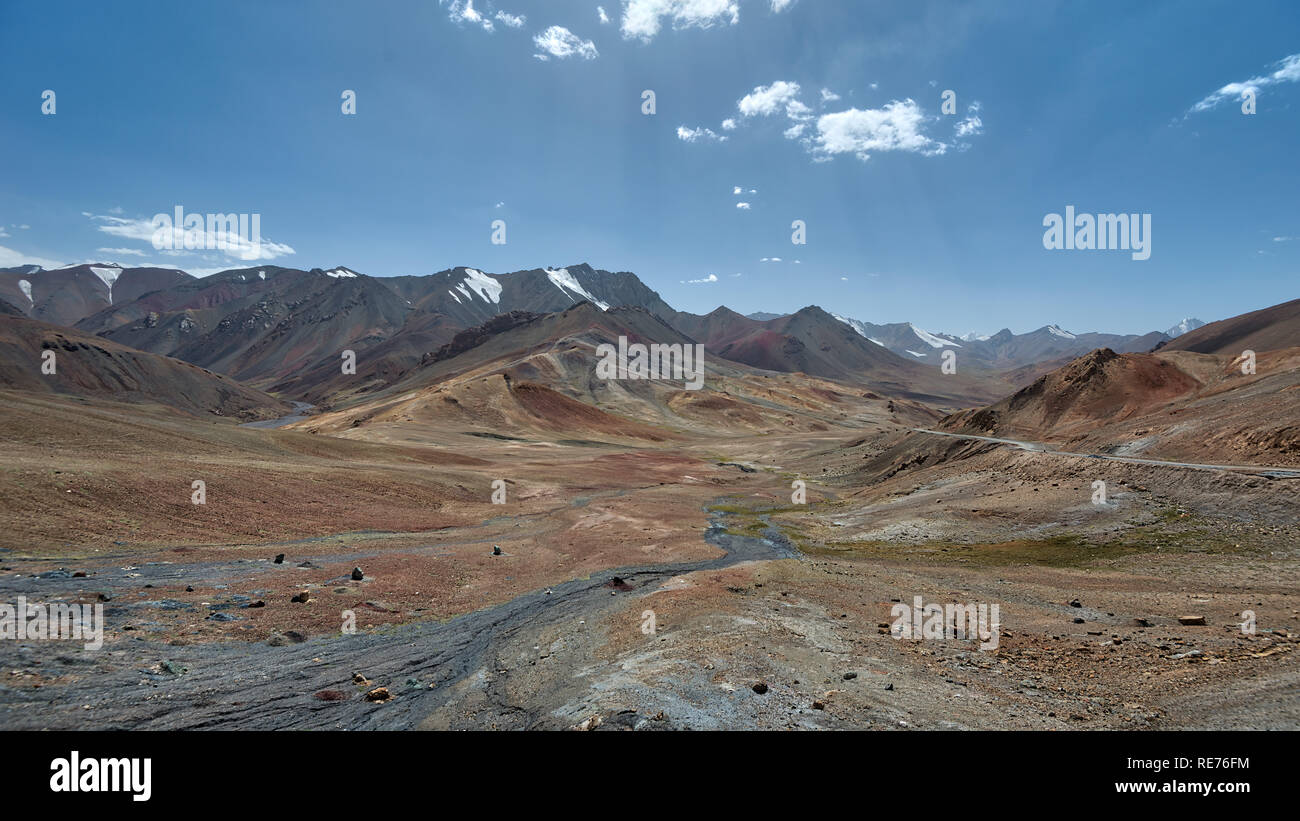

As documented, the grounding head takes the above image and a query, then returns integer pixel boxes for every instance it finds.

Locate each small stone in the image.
[351,567,364,581]
[884,683,894,691]
[273,553,285,564]
[752,682,769,694]
[842,671,858,680]
[1073,617,1085,624]
[1133,618,1151,627]
[1178,615,1206,626]
[812,700,826,710]
[1069,599,1082,608]
[364,687,391,702]
[291,592,310,603]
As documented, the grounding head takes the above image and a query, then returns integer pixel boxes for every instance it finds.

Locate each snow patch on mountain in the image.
[1046,324,1076,339]
[90,266,121,302]
[906,350,928,358]
[911,324,961,348]
[17,279,32,303]
[326,267,359,278]
[545,267,609,310]
[460,268,502,304]
[959,331,991,342]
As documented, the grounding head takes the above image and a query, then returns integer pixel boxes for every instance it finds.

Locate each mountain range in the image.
[0,262,1204,397]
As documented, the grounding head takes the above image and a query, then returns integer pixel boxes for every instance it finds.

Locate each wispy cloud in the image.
[1187,53,1300,115]
[0,245,65,269]
[736,202,751,209]
[83,212,295,261]
[534,26,599,60]
[677,124,727,143]
[682,273,719,284]
[96,247,149,257]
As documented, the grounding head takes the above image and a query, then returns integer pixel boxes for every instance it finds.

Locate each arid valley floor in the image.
[1,363,1296,730]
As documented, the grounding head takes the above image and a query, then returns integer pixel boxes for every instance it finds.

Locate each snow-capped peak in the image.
[1165,317,1204,338]
[959,331,991,342]
[545,267,609,311]
[1046,324,1076,339]
[910,324,961,348]
[325,266,359,278]
[833,313,871,339]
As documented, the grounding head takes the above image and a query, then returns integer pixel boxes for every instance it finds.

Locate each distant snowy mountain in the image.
[1165,318,1205,338]
[833,314,1167,370]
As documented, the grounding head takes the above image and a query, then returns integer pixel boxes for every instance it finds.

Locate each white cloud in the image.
[732,186,743,194]
[736,202,751,209]
[760,256,781,262]
[721,117,737,130]
[597,5,610,24]
[442,0,495,32]
[83,212,295,261]
[18,225,29,230]
[533,26,599,60]
[809,99,948,161]
[820,87,840,103]
[1188,53,1300,114]
[954,102,983,140]
[738,80,807,119]
[0,245,65,269]
[771,0,795,10]
[495,10,525,28]
[622,0,740,42]
[1273,236,1294,242]
[784,123,806,139]
[683,273,719,284]
[97,247,148,256]
[495,201,505,208]
[677,124,727,142]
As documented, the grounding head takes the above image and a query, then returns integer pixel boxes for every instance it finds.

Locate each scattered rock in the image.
[842,672,858,680]
[884,683,894,691]
[245,600,265,608]
[1069,599,1082,608]
[291,592,311,603]
[492,545,502,556]
[352,673,370,685]
[1133,618,1151,627]
[812,700,826,710]
[1072,617,1085,624]
[1178,615,1207,626]
[364,687,391,702]
[574,714,602,731]
[752,682,769,694]
[351,567,364,581]
[273,554,285,564]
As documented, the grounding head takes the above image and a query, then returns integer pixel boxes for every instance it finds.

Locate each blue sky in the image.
[0,0,1296,336]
